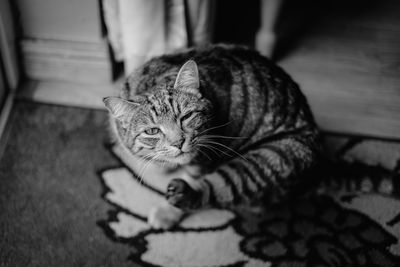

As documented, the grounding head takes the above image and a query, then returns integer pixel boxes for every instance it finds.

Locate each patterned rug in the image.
[98,136,400,266]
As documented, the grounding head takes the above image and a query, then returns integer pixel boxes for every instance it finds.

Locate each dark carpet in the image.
[0,101,138,267]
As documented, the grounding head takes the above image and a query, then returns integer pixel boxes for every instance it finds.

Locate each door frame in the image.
[0,0,19,140]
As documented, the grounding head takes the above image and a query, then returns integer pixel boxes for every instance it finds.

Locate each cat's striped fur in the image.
[105,44,321,210]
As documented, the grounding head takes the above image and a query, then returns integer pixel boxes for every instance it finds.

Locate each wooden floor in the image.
[18,0,400,139]
[278,0,400,139]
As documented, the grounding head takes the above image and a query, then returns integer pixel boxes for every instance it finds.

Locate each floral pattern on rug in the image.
[236,195,400,266]
[98,138,400,266]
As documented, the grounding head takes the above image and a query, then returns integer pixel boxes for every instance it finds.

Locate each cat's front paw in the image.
[167,178,202,210]
[148,202,184,230]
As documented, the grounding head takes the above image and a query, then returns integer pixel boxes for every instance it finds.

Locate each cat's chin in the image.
[162,153,194,166]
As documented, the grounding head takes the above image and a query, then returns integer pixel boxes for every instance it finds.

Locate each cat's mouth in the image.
[173,152,193,163]
[147,149,197,166]
[161,151,193,165]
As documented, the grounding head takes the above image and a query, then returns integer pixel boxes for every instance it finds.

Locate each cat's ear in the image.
[174,60,200,95]
[103,96,140,121]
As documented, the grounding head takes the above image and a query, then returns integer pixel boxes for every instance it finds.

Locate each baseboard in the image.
[21,38,113,84]
[18,80,121,110]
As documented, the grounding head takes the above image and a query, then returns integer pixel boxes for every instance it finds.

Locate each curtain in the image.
[102,0,215,75]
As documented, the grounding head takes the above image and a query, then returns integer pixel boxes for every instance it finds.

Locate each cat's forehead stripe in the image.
[164,93,174,115]
[173,98,181,115]
[150,95,168,119]
[147,102,158,124]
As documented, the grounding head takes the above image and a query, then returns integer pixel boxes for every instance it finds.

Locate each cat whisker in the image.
[199,139,249,163]
[137,157,153,184]
[197,143,233,158]
[196,144,219,156]
[137,154,162,184]
[139,153,155,161]
[197,121,232,136]
[197,149,212,160]
[201,134,248,140]
[195,145,214,160]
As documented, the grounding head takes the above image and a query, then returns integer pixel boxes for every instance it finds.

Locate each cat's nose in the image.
[171,139,185,150]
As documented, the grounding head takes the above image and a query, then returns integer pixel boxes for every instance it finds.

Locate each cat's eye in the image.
[145,127,161,135]
[180,112,194,122]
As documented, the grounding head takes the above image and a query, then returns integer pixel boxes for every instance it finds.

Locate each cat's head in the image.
[104,60,213,165]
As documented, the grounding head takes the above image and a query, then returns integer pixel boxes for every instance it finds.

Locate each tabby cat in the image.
[104,44,321,229]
